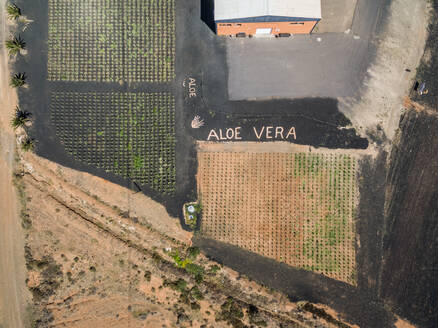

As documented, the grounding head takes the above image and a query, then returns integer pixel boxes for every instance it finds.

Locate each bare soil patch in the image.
[23,153,191,244]
[0,0,30,326]
[339,0,428,140]
[17,150,350,327]
[411,0,438,110]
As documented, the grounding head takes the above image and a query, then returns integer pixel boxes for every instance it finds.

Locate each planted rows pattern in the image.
[198,152,358,285]
[48,0,175,82]
[51,92,176,195]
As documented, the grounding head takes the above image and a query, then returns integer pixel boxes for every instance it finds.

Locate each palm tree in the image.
[21,137,34,152]
[6,4,21,20]
[5,35,25,56]
[10,72,26,87]
[10,106,31,130]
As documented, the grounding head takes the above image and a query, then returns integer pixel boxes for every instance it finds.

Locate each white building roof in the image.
[214,0,322,21]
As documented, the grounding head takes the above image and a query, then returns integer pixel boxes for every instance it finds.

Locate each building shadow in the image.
[201,0,216,33]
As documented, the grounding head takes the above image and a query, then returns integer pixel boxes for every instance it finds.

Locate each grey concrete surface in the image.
[227,0,382,100]
[316,0,358,33]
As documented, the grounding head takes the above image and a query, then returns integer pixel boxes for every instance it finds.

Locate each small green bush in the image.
[11,106,31,130]
[6,4,21,20]
[187,246,200,260]
[185,263,204,283]
[5,35,25,55]
[208,264,220,275]
[216,297,245,328]
[10,72,26,87]
[21,137,34,152]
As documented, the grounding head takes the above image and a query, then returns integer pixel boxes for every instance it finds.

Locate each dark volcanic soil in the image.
[194,149,395,328]
[356,151,387,297]
[194,236,396,328]
[380,109,438,328]
[16,0,368,220]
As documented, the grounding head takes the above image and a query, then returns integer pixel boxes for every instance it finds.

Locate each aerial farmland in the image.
[197,145,360,285]
[0,0,437,327]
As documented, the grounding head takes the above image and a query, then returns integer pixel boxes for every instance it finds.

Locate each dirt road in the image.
[0,1,28,326]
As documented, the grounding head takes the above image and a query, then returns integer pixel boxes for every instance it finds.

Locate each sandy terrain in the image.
[28,155,192,245]
[13,150,352,328]
[0,1,30,327]
[339,0,429,141]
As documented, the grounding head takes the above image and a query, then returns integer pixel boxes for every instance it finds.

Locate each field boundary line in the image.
[197,141,377,157]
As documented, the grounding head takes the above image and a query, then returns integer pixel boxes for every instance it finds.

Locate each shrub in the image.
[10,72,26,87]
[132,309,148,320]
[164,278,187,293]
[208,264,220,275]
[185,263,204,283]
[216,297,245,328]
[190,302,201,310]
[21,137,34,152]
[249,305,267,327]
[5,35,25,55]
[171,250,191,268]
[190,286,204,300]
[6,4,21,20]
[187,246,200,260]
[11,106,31,130]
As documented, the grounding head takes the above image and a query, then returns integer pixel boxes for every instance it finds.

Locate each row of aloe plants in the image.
[6,3,34,151]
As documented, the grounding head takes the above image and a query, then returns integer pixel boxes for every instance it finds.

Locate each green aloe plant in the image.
[5,35,25,55]
[21,137,34,152]
[10,106,31,130]
[6,4,21,20]
[10,72,26,87]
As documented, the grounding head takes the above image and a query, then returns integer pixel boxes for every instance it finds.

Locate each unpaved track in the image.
[0,1,27,326]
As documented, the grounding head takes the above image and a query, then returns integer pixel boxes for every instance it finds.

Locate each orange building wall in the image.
[216,21,318,36]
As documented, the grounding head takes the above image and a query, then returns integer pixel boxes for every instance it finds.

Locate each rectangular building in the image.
[214,0,321,36]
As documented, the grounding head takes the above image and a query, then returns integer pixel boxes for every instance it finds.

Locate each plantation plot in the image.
[198,151,359,285]
[50,92,176,195]
[47,0,175,82]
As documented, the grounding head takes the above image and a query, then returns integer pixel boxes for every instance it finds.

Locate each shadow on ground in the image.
[200,0,215,34]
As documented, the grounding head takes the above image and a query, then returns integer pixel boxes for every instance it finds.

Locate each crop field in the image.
[47,0,175,82]
[197,151,359,285]
[50,92,176,195]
